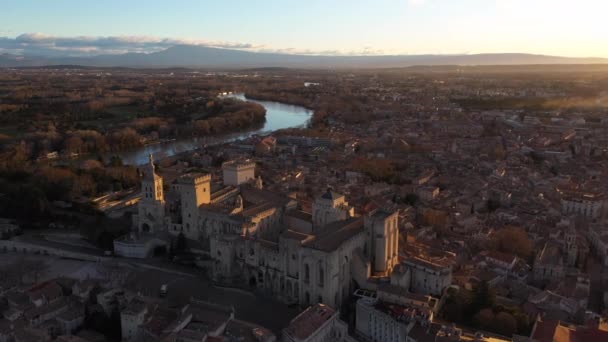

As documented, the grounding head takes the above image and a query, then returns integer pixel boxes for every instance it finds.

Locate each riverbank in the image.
[99,94,312,165]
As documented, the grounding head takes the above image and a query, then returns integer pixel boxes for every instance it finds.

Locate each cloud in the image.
[255,46,386,56]
[0,33,262,57]
[408,0,427,6]
[0,33,394,57]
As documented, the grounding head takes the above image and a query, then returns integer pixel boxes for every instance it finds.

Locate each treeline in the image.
[350,157,409,184]
[2,127,144,161]
[245,83,391,128]
[191,100,266,135]
[0,158,138,219]
[442,281,532,337]
[0,99,266,162]
[0,70,279,162]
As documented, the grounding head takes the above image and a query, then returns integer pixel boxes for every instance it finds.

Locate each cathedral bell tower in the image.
[137,154,165,233]
[565,228,578,267]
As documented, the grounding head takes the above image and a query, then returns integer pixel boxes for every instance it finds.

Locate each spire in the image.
[144,153,157,180]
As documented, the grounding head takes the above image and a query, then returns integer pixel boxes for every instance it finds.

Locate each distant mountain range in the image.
[1,45,607,69]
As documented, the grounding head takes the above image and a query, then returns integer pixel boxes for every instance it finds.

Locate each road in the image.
[1,252,299,333]
[121,267,299,333]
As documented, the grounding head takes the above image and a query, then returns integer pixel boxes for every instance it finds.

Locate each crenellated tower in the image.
[312,188,354,230]
[177,173,211,239]
[365,208,399,275]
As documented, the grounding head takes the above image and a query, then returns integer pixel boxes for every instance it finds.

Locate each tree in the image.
[474,308,495,331]
[550,165,559,176]
[109,156,123,167]
[351,157,397,183]
[513,311,531,335]
[81,159,104,171]
[194,120,211,135]
[403,193,419,206]
[494,312,518,336]
[175,232,187,253]
[529,151,545,164]
[64,135,84,154]
[442,288,472,323]
[97,231,115,251]
[487,198,501,212]
[19,257,49,284]
[490,226,534,260]
[472,280,494,312]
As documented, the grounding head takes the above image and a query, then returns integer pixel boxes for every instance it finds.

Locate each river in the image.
[105,94,312,165]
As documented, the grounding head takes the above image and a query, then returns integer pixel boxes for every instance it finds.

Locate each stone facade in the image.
[283,303,351,342]
[127,160,401,309]
[402,257,452,297]
[136,154,166,233]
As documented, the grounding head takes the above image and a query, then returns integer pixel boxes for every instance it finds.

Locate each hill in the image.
[1,46,607,69]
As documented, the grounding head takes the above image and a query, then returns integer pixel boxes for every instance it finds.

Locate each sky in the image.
[1,0,607,57]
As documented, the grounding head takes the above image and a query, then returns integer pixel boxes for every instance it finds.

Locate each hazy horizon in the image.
[2,0,607,58]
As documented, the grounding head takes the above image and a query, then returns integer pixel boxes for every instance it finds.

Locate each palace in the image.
[120,157,402,309]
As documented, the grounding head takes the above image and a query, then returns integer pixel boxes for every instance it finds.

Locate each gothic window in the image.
[304,264,310,283]
[318,263,324,287]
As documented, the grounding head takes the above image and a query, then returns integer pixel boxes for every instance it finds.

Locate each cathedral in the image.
[128,157,400,308]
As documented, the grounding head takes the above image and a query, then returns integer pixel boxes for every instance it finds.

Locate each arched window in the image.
[318,263,324,287]
[304,264,310,283]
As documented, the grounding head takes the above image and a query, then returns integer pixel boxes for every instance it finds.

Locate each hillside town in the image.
[1,67,608,342]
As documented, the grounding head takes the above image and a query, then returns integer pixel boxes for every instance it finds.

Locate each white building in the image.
[222,160,256,186]
[355,297,433,342]
[401,257,452,296]
[533,241,566,283]
[312,189,354,228]
[559,188,605,219]
[56,309,84,335]
[96,289,131,316]
[282,303,351,342]
[589,226,608,266]
[120,298,148,341]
